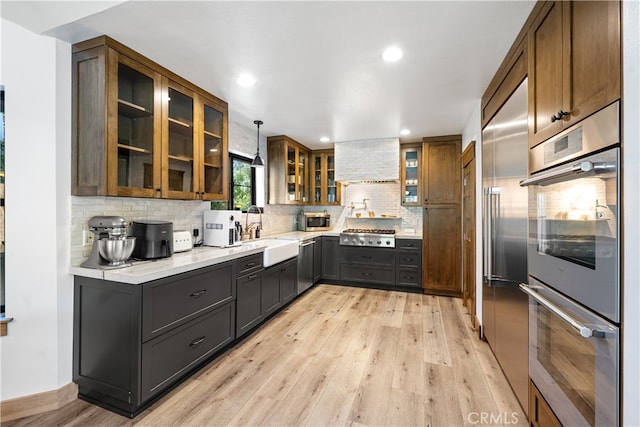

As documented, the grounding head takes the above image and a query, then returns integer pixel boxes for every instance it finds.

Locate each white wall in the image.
[622,1,640,425]
[462,101,483,324]
[0,19,73,400]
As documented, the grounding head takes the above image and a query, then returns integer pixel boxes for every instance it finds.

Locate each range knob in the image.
[385,241,391,246]
[359,238,365,245]
[376,240,382,245]
[368,239,373,245]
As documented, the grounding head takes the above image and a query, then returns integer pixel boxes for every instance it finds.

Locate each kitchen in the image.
[0,1,639,426]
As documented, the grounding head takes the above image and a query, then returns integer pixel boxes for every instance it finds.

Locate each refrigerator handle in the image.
[483,187,500,282]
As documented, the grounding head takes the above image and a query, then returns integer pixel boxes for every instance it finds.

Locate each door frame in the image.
[461,141,477,329]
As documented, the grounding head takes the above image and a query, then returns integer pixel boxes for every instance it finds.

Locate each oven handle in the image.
[519,283,605,338]
[519,161,615,187]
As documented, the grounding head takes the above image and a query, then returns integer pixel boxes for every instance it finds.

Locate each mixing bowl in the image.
[98,236,136,265]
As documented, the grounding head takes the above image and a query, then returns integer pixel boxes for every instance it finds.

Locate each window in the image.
[230,154,255,212]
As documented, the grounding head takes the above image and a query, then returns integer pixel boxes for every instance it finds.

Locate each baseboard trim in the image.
[1,382,77,422]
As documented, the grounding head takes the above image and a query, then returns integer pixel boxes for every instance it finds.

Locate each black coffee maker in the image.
[130,220,173,260]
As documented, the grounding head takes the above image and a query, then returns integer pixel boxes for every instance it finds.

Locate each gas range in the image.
[339,228,396,248]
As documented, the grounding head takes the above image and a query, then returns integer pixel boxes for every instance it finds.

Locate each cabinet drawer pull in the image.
[362,272,372,277]
[248,274,257,280]
[190,289,207,298]
[362,255,373,260]
[403,275,415,280]
[245,262,257,268]
[403,257,415,262]
[189,336,206,348]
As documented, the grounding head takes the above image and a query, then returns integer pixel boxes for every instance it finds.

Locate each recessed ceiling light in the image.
[236,73,256,87]
[320,136,330,143]
[400,129,411,136]
[382,46,403,62]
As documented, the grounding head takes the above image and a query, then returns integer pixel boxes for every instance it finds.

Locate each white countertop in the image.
[71,231,421,284]
[71,244,266,285]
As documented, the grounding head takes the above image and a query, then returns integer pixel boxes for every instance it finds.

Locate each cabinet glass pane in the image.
[404,149,419,204]
[117,63,154,189]
[203,105,223,195]
[299,151,307,202]
[327,154,336,203]
[167,88,194,192]
[287,146,296,201]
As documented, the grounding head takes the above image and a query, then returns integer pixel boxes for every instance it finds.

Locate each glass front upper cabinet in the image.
[201,101,226,198]
[311,150,340,205]
[116,59,161,196]
[401,144,422,206]
[164,83,195,198]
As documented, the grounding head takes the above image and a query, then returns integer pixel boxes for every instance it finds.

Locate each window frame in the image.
[229,153,256,213]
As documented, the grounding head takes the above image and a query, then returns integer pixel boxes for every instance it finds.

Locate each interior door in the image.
[462,142,476,327]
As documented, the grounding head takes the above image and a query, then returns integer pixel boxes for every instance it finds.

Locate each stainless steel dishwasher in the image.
[297,238,315,294]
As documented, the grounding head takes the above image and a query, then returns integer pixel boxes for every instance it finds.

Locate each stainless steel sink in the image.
[243,239,299,267]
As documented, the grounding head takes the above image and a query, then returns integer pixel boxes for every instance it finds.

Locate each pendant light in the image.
[251,120,264,167]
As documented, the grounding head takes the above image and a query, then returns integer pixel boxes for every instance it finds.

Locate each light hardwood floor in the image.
[2,284,527,427]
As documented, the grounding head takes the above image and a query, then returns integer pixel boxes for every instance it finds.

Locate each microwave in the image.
[298,211,330,231]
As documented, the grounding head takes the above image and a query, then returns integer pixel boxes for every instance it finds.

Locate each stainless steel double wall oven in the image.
[520,101,620,426]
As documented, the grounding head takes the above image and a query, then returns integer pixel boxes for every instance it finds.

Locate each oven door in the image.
[521,279,619,426]
[521,147,619,322]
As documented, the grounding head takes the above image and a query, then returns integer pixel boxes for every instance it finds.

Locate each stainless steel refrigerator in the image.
[481,79,529,414]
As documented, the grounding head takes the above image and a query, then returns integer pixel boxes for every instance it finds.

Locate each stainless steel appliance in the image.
[203,210,242,247]
[130,220,173,260]
[297,210,331,231]
[81,216,136,269]
[339,228,395,248]
[481,79,529,413]
[297,238,315,294]
[520,279,619,426]
[520,101,620,426]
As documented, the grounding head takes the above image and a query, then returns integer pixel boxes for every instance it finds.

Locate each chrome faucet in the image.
[244,205,263,239]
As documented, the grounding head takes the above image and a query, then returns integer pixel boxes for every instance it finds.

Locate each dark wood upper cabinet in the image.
[423,135,461,205]
[528,1,621,148]
[72,36,229,200]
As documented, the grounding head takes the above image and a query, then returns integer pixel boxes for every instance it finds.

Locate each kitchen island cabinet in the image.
[72,35,228,200]
[73,260,236,417]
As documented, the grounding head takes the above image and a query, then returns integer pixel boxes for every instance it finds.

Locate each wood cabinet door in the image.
[422,204,461,296]
[198,95,228,200]
[528,1,564,148]
[109,50,163,197]
[562,0,620,129]
[423,140,460,204]
[529,380,562,427]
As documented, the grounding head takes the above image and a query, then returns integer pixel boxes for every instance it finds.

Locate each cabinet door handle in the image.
[550,110,570,122]
[189,336,206,348]
[190,289,207,298]
[156,188,161,192]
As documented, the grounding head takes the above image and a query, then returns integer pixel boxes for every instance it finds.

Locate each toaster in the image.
[173,230,193,253]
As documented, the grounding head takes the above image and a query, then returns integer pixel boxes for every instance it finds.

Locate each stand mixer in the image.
[81,216,136,269]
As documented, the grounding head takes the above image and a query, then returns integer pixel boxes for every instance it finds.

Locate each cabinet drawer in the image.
[236,253,263,275]
[141,302,234,403]
[340,264,394,285]
[396,239,422,251]
[340,247,395,266]
[397,268,422,288]
[396,250,422,268]
[142,262,234,342]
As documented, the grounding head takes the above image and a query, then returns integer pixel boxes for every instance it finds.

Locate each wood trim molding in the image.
[0,317,13,337]
[0,382,77,422]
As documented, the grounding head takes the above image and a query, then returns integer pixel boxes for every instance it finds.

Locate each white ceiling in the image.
[2,0,535,149]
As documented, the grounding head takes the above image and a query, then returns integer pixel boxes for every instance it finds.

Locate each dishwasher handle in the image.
[299,240,316,247]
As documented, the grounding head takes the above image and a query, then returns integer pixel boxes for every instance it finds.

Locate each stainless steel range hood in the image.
[334,138,400,184]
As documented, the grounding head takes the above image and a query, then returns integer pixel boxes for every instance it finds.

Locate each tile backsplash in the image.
[71,186,424,267]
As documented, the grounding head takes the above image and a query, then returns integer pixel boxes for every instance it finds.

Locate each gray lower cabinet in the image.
[395,239,422,288]
[313,237,322,283]
[237,256,298,338]
[321,236,340,281]
[236,269,264,338]
[340,246,396,286]
[73,260,236,417]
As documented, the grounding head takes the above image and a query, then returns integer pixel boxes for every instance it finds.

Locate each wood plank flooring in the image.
[2,284,527,427]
